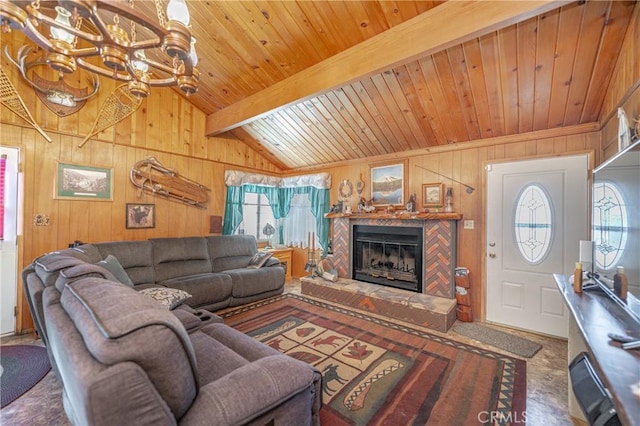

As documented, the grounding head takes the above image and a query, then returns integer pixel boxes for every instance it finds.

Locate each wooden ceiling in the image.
[8,1,638,171]
[188,0,636,171]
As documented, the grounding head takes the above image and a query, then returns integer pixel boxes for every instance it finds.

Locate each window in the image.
[593,182,628,270]
[514,184,553,264]
[235,192,276,242]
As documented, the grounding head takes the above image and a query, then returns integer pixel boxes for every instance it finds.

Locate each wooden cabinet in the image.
[262,248,293,281]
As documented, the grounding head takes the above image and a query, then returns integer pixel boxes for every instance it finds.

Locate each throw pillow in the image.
[138,287,192,310]
[96,255,134,287]
[247,252,273,269]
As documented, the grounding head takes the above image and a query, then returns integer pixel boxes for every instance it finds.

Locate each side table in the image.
[261,247,293,281]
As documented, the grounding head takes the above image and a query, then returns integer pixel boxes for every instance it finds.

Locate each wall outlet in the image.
[463,220,474,229]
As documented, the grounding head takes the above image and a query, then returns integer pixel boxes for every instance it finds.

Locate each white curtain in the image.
[282,193,317,248]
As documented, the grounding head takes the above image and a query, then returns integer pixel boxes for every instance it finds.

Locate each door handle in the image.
[489,253,496,258]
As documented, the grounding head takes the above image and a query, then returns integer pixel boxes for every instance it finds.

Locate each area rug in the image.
[452,323,542,358]
[222,294,527,425]
[1,345,51,408]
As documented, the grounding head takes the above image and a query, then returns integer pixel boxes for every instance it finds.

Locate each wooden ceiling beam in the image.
[205,0,570,136]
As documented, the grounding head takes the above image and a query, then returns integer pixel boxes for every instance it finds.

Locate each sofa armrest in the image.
[171,308,222,334]
[181,355,320,426]
[264,257,281,268]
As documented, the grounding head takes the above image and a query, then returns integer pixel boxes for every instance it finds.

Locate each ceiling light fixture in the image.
[0,0,199,98]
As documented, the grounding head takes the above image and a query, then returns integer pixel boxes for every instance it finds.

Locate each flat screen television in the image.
[591,138,640,321]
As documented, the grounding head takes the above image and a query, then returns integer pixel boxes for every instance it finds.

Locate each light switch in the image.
[463,220,474,229]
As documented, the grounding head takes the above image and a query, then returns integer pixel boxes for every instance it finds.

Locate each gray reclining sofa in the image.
[24,235,285,345]
[22,235,322,425]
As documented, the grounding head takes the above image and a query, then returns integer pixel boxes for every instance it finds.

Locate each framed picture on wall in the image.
[422,183,444,208]
[54,162,113,201]
[126,203,155,229]
[369,160,407,207]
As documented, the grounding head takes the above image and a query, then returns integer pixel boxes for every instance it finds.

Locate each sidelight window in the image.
[514,184,553,263]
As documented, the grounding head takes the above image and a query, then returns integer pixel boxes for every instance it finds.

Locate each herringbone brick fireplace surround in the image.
[325,213,461,298]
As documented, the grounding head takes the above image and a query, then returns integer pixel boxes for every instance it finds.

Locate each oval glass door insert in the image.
[593,182,628,270]
[514,184,553,263]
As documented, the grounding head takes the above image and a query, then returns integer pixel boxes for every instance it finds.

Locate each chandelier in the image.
[0,0,199,98]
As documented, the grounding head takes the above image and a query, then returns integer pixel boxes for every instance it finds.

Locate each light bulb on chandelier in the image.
[1,0,200,97]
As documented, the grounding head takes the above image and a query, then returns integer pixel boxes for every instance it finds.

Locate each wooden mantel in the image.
[325,212,463,220]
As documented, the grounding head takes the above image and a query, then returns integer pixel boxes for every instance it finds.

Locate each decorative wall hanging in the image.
[0,65,51,142]
[130,157,210,208]
[355,173,365,196]
[33,214,50,226]
[369,160,406,207]
[126,203,155,229]
[414,164,475,193]
[618,107,631,152]
[54,162,113,201]
[79,84,142,147]
[5,46,99,117]
[338,179,353,200]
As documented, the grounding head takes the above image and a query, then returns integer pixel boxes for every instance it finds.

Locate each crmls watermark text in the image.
[477,411,527,423]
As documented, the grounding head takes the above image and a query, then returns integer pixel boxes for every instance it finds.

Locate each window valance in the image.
[224,170,331,189]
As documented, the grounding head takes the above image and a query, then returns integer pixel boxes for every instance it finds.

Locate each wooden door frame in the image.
[0,145,25,335]
[479,150,595,323]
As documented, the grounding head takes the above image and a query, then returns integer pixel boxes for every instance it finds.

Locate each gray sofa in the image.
[45,277,321,425]
[22,235,322,425]
[23,235,285,345]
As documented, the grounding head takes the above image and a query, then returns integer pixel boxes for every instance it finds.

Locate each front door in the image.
[486,154,588,338]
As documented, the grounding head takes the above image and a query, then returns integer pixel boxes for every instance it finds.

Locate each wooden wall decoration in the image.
[130,157,211,208]
[5,45,100,117]
[79,84,142,148]
[0,66,51,142]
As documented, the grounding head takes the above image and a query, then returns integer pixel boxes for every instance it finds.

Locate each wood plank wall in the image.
[600,3,640,161]
[1,34,282,333]
[288,7,639,321]
[3,6,639,331]
[303,128,600,320]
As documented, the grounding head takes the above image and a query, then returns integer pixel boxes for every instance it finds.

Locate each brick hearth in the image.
[301,276,457,332]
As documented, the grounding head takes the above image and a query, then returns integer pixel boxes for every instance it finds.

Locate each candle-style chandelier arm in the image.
[1,0,199,97]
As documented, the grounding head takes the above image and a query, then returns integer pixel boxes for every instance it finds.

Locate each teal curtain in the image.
[222,185,245,234]
[222,184,281,235]
[307,187,330,255]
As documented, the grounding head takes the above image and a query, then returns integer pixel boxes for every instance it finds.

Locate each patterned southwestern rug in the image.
[221,294,527,425]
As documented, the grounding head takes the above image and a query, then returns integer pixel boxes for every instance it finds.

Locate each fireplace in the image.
[352,225,422,292]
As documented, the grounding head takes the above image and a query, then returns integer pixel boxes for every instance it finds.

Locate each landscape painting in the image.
[370,161,406,207]
[55,162,113,201]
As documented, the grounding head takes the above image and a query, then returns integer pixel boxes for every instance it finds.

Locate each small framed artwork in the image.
[370,160,407,207]
[126,203,155,229]
[422,183,444,208]
[55,162,113,201]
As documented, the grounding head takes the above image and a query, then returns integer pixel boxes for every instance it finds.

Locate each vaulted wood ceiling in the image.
[185,0,635,171]
[11,1,638,171]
